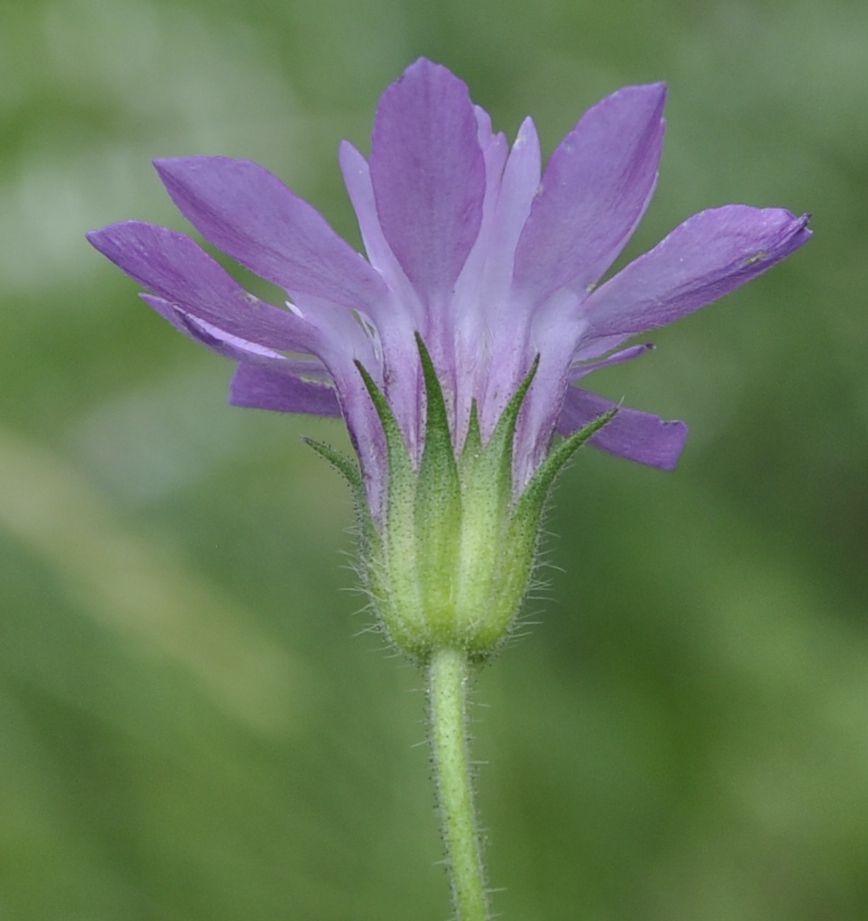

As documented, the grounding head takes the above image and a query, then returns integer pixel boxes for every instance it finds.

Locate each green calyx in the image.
[310,337,616,662]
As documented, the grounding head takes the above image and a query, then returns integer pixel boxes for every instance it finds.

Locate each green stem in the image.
[428,646,491,921]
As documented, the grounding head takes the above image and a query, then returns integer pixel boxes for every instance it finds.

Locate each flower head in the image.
[88,59,810,657]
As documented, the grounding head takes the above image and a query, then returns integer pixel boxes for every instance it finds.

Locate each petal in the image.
[571,333,631,362]
[141,295,329,382]
[483,116,541,309]
[370,58,486,303]
[570,343,653,380]
[583,206,812,339]
[557,388,688,470]
[472,118,543,439]
[87,222,312,351]
[512,289,589,487]
[229,363,340,417]
[453,106,509,301]
[449,112,510,436]
[513,83,667,305]
[339,141,427,455]
[154,156,387,310]
[339,140,422,319]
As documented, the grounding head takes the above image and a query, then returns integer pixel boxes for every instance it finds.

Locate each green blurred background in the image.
[2,0,866,918]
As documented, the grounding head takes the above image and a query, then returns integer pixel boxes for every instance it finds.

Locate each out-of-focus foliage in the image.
[1,1,866,919]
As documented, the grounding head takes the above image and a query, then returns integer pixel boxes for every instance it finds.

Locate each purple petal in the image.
[154,157,387,310]
[339,140,422,318]
[570,343,654,380]
[483,116,541,308]
[472,117,543,438]
[452,107,509,302]
[583,206,812,339]
[513,289,589,487]
[87,222,312,351]
[230,363,340,417]
[449,111,510,436]
[572,334,631,362]
[339,141,427,455]
[370,58,486,303]
[557,387,688,470]
[513,84,667,305]
[141,295,330,382]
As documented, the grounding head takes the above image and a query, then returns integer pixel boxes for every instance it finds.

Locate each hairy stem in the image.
[428,646,490,921]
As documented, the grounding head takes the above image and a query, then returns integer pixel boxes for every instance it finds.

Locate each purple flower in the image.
[88,59,810,521]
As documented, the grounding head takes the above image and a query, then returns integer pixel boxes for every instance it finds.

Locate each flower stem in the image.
[428,646,491,921]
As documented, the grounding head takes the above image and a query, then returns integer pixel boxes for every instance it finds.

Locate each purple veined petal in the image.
[471,118,543,440]
[513,83,667,306]
[88,222,314,352]
[370,58,486,305]
[230,362,341,417]
[512,288,590,487]
[339,140,423,323]
[327,146,431,453]
[154,156,388,311]
[482,116,541,311]
[572,333,631,362]
[583,206,812,339]
[453,105,509,302]
[570,343,654,380]
[450,111,510,440]
[473,104,494,150]
[557,387,688,470]
[141,295,330,382]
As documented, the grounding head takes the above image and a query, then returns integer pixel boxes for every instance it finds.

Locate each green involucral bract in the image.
[310,336,616,661]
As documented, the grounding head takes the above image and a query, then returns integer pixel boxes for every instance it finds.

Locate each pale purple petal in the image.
[87,222,312,351]
[513,84,666,305]
[339,141,423,321]
[482,116,541,310]
[230,363,340,417]
[571,334,631,362]
[154,157,387,310]
[513,289,589,487]
[141,295,329,380]
[338,141,425,457]
[570,343,654,380]
[473,117,543,437]
[452,107,509,302]
[583,206,812,339]
[449,111,509,438]
[557,388,688,470]
[370,58,486,303]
